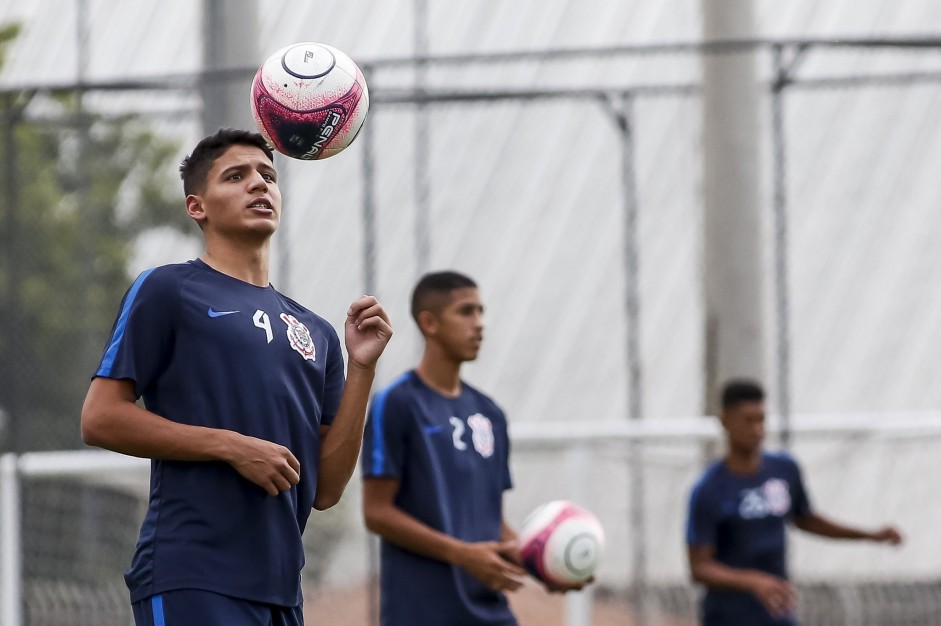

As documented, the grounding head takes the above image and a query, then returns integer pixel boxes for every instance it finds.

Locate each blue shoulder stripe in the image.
[370,373,411,474]
[97,268,156,377]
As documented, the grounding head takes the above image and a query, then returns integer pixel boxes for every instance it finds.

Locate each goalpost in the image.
[0,451,149,626]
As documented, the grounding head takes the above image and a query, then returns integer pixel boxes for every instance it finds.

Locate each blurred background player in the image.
[81,128,393,626]
[685,379,903,626]
[360,271,527,625]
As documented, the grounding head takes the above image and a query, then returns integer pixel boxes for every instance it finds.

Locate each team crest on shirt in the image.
[763,478,791,516]
[739,478,791,519]
[280,313,316,361]
[467,413,494,458]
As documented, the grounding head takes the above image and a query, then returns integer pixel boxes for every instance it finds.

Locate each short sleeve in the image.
[319,327,345,426]
[501,424,513,492]
[787,456,813,518]
[361,385,408,479]
[95,268,177,397]
[495,407,512,492]
[686,480,717,547]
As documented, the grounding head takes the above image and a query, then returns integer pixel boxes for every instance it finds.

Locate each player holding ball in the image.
[361,271,590,626]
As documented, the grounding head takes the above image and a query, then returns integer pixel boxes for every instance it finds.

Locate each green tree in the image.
[0,22,194,451]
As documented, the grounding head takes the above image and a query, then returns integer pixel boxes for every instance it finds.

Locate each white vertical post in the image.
[0,453,22,626]
[564,444,592,626]
[700,1,765,414]
[201,0,258,133]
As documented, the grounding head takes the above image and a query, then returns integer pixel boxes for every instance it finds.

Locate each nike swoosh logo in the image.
[423,425,444,435]
[207,307,240,318]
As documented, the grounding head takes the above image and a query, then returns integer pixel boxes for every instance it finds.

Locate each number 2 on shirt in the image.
[448,416,468,450]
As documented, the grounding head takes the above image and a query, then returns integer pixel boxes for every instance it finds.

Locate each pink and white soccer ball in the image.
[250,42,369,160]
[517,500,605,586]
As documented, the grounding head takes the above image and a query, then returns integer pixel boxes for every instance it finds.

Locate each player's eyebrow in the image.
[218,163,247,178]
[219,161,277,179]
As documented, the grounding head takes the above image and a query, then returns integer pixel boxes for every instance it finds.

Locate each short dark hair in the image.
[411,271,477,325]
[721,379,765,410]
[179,128,274,196]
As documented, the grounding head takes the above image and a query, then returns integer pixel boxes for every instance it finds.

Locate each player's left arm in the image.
[787,455,902,545]
[793,512,903,545]
[314,295,392,510]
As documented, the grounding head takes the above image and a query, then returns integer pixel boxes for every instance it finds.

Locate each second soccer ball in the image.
[517,500,605,586]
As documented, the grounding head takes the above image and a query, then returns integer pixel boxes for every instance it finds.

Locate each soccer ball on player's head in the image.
[250,42,369,160]
[517,500,605,586]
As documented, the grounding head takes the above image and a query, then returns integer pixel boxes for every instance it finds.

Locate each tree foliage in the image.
[0,23,194,450]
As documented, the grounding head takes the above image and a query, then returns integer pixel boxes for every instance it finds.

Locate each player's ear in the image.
[186,194,207,224]
[417,309,438,336]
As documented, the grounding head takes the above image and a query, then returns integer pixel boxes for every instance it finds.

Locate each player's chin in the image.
[463,347,481,361]
[242,218,279,236]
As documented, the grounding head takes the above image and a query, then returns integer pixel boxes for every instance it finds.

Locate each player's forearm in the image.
[365,501,467,565]
[314,361,376,510]
[690,559,772,594]
[81,397,237,462]
[794,514,874,540]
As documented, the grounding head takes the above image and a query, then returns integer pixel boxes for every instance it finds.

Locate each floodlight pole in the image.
[200,0,258,133]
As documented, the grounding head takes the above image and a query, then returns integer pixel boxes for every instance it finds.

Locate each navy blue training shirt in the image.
[96,259,345,607]
[362,371,516,626]
[686,451,811,626]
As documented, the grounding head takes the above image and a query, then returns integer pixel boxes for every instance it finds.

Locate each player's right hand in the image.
[456,540,527,592]
[872,525,904,546]
[227,434,301,496]
[749,572,796,618]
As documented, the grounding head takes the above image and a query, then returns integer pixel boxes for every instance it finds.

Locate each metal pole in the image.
[201,0,258,132]
[618,95,643,428]
[700,0,765,418]
[76,0,100,411]
[361,79,378,299]
[0,453,23,626]
[603,92,648,625]
[1,96,22,454]
[276,156,292,293]
[771,45,792,448]
[360,73,379,626]
[413,0,431,276]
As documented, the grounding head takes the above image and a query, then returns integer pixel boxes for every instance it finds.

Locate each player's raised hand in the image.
[749,571,796,618]
[456,540,527,592]
[345,295,392,369]
[226,433,301,496]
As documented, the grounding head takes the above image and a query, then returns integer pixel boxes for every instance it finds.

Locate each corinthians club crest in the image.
[280,313,316,361]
